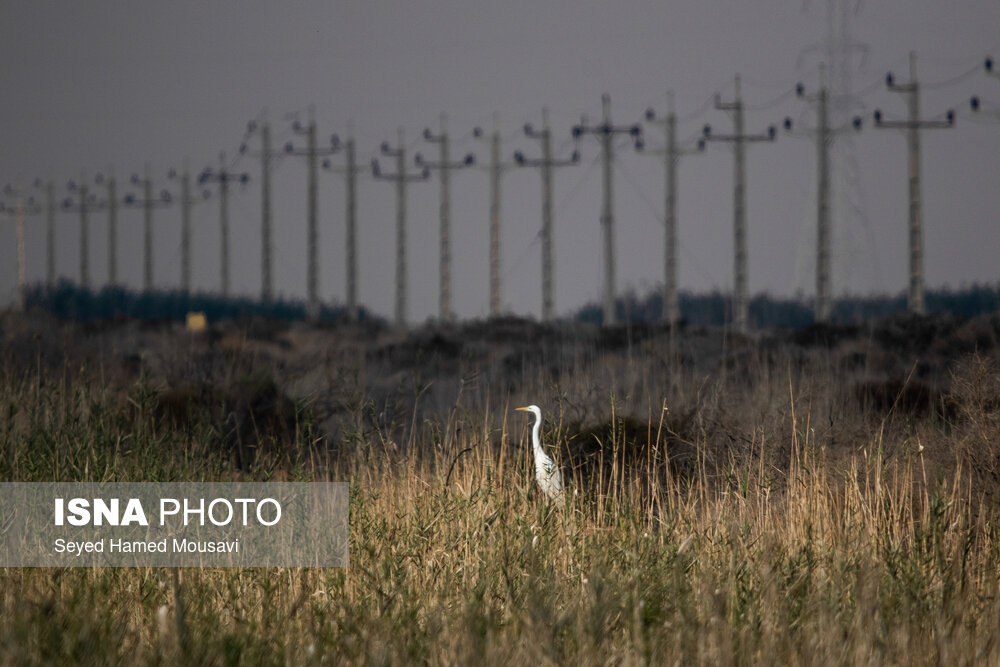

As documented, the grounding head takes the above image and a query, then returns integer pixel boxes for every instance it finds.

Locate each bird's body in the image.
[516,405,564,505]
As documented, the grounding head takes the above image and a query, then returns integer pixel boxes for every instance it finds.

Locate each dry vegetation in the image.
[2,309,1000,664]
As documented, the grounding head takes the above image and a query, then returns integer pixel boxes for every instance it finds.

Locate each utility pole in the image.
[516,108,580,322]
[16,200,25,310]
[124,164,172,293]
[373,128,431,327]
[62,174,98,289]
[66,173,119,289]
[784,65,863,322]
[702,76,777,334]
[572,95,643,326]
[31,179,57,287]
[0,186,40,310]
[474,114,517,318]
[45,181,56,287]
[416,114,476,324]
[322,128,367,322]
[199,154,249,297]
[169,164,194,295]
[873,52,954,315]
[797,0,874,297]
[99,172,118,287]
[241,119,282,302]
[284,108,339,321]
[642,93,705,328]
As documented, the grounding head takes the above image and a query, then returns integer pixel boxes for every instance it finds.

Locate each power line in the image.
[970,56,1000,121]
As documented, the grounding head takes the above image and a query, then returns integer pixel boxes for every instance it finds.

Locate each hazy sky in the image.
[2,1,999,323]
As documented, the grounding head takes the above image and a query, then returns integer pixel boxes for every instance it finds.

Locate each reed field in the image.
[2,310,1000,664]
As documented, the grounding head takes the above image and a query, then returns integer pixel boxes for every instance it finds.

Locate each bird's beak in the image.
[515,406,529,412]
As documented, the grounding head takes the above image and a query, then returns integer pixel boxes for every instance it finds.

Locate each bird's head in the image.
[515,405,541,419]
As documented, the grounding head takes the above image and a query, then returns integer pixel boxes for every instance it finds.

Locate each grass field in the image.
[2,310,1000,664]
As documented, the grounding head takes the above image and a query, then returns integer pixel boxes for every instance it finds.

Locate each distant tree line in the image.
[22,281,367,324]
[20,280,1000,329]
[575,283,1000,328]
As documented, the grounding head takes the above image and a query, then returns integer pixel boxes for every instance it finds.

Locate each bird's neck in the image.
[532,418,544,458]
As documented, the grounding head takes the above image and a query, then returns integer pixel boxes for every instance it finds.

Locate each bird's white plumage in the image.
[516,405,564,506]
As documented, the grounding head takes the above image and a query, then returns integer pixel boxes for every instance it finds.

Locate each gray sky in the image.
[2,1,999,322]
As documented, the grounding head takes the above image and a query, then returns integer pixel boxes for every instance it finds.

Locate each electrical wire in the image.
[744,86,798,112]
[923,63,982,90]
[676,93,720,123]
[613,144,721,287]
[612,157,663,230]
[500,153,600,282]
[553,153,601,219]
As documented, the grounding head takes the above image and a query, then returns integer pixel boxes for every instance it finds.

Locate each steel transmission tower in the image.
[873,52,954,315]
[284,108,339,321]
[702,76,777,334]
[373,128,431,327]
[322,130,367,322]
[198,154,250,297]
[573,95,643,326]
[641,93,705,328]
[798,0,876,297]
[784,66,863,322]
[417,114,476,324]
[515,108,580,323]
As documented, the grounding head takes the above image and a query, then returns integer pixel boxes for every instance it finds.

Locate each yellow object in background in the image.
[185,312,207,332]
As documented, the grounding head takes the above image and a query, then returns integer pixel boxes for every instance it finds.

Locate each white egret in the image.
[515,405,564,506]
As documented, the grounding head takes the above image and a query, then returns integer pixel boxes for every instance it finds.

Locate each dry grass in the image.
[2,316,1000,664]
